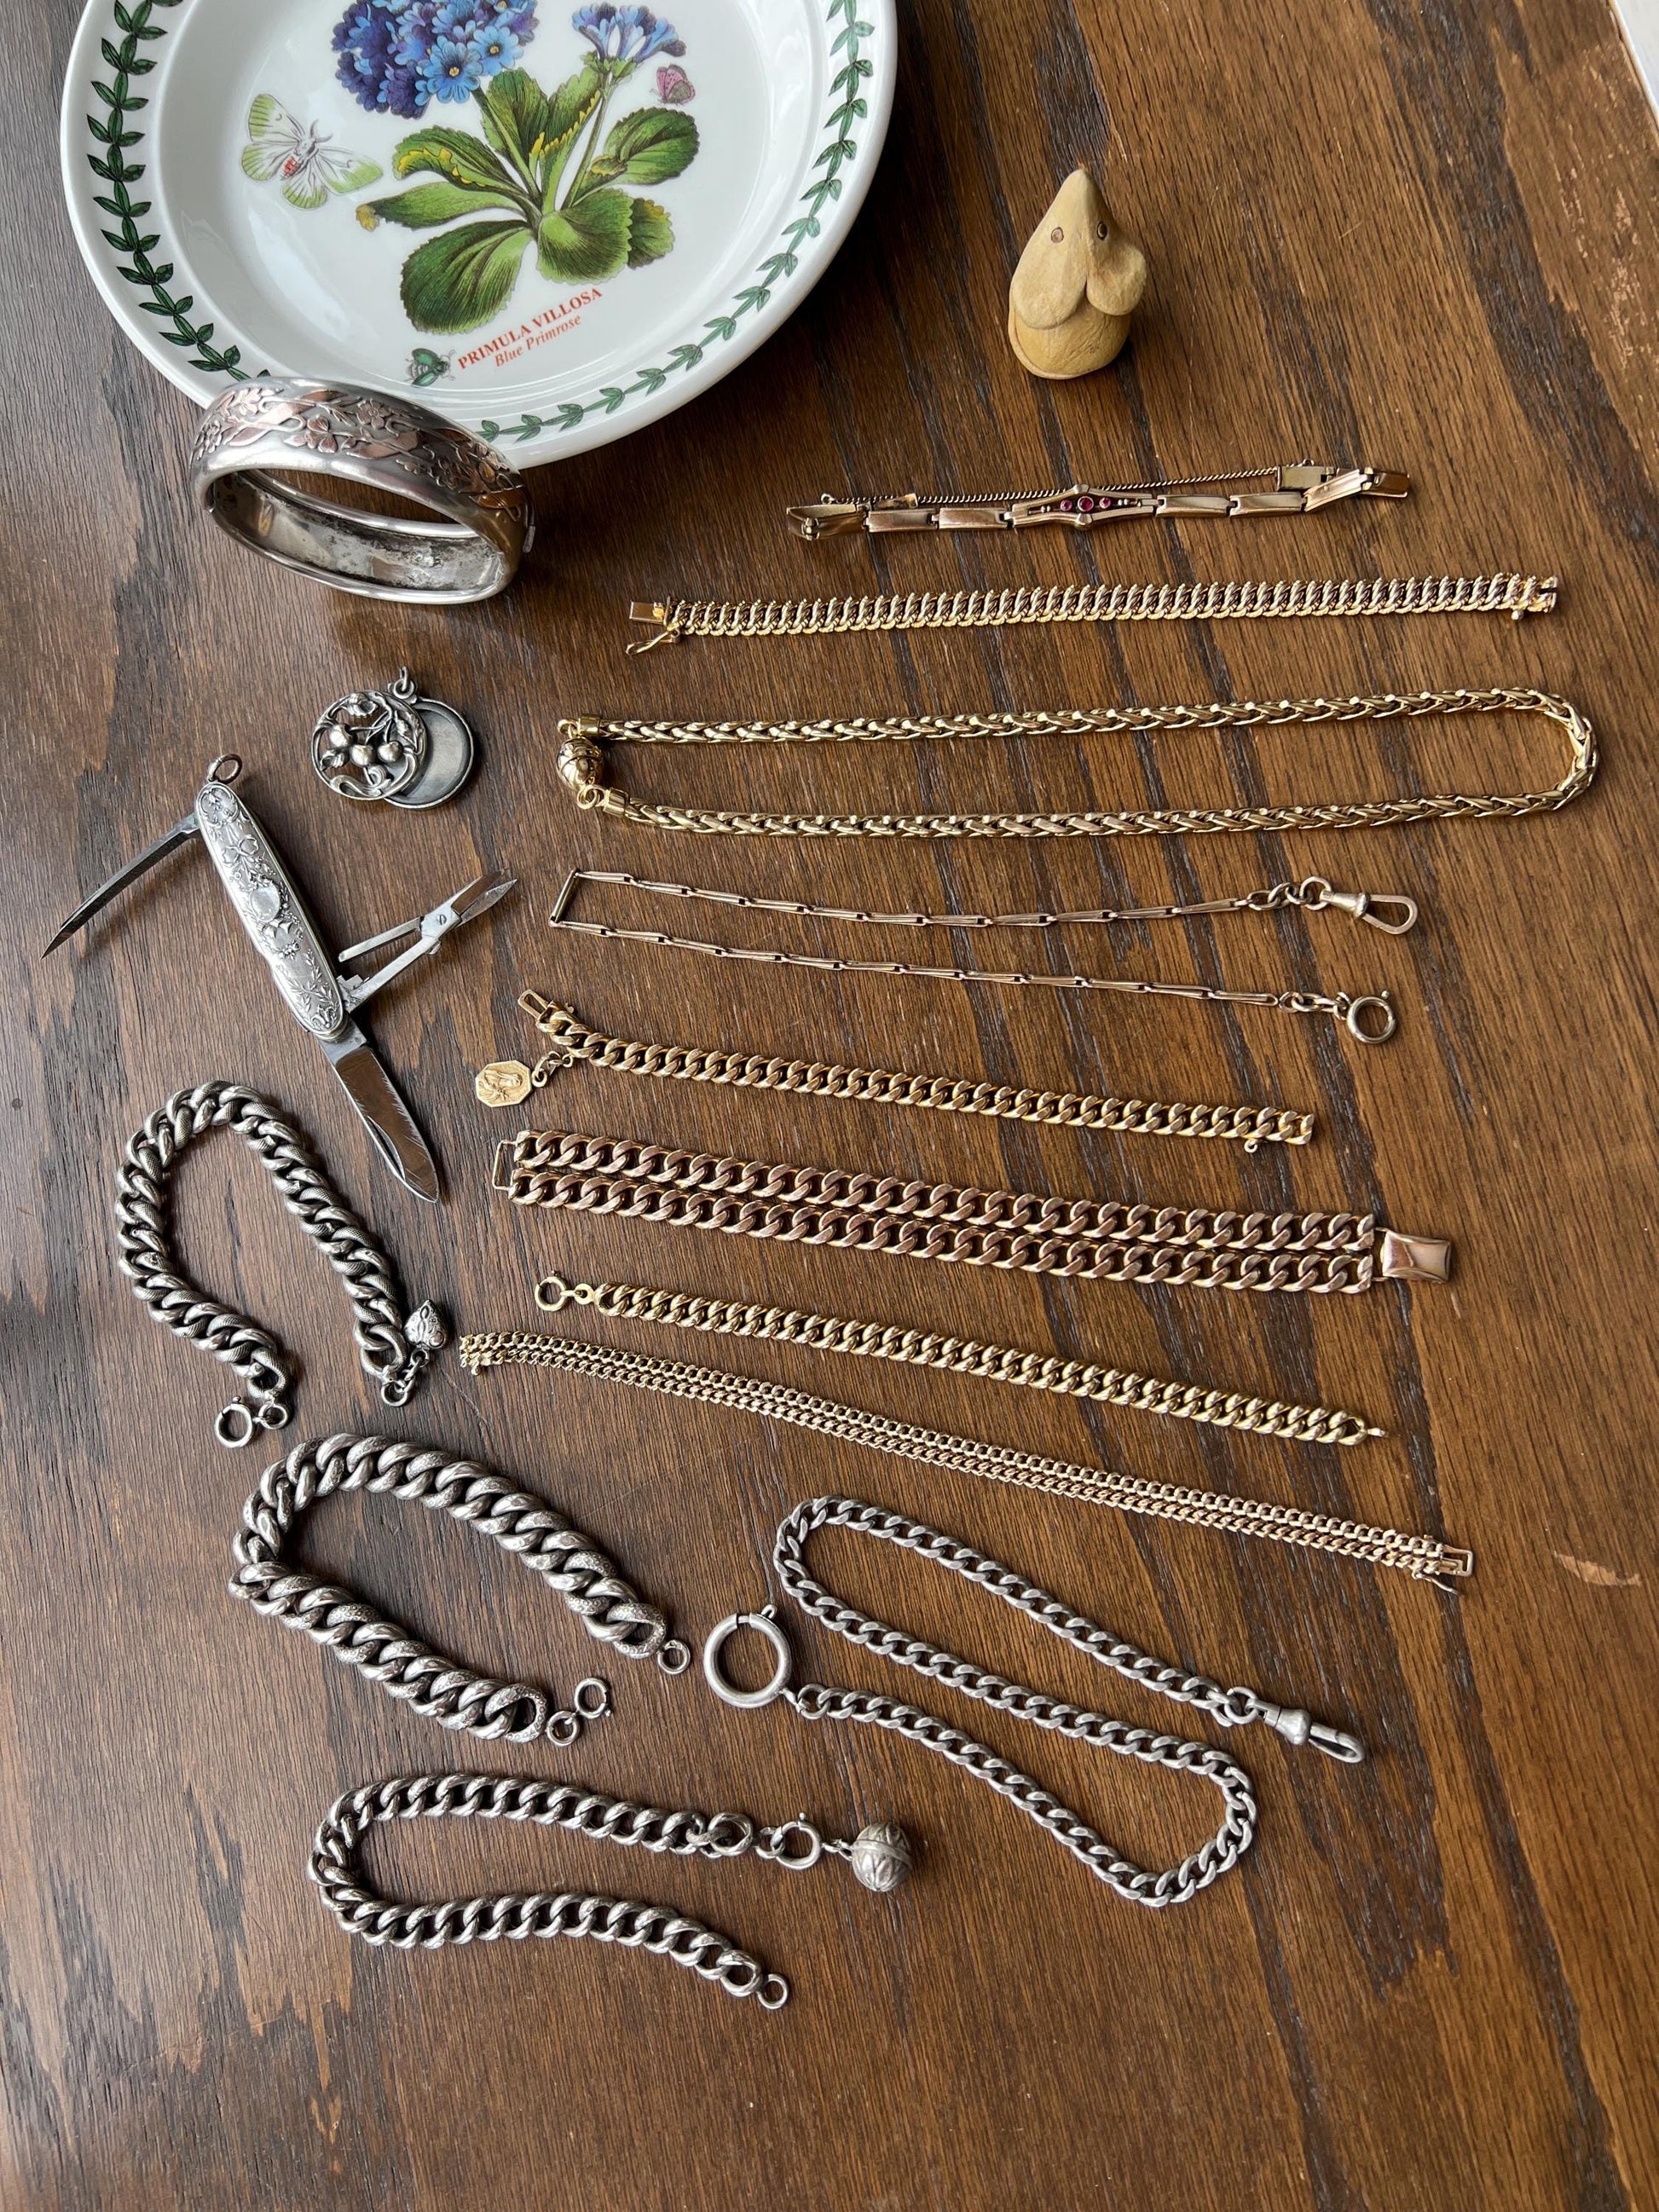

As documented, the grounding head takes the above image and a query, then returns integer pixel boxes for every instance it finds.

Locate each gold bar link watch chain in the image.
[786,460,1412,538]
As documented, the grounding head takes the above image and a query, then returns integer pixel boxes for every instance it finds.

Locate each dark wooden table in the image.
[6,0,1656,2203]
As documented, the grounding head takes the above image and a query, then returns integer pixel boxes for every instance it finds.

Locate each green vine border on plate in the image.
[81,0,875,433]
[86,0,252,378]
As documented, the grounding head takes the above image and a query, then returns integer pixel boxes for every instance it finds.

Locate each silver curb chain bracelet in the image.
[230,1433,691,1746]
[115,1081,447,1447]
[309,1490,1367,2007]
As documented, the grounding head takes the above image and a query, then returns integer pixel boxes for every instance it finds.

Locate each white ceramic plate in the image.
[62,0,894,463]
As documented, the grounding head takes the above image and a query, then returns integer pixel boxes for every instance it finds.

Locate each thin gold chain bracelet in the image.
[554,684,1594,842]
[458,1330,1475,1588]
[626,570,1556,650]
[475,994,1317,1152]
[529,1266,1382,1447]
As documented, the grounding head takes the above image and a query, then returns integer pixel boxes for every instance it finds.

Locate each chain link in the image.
[115,1081,445,1443]
[230,1432,682,1744]
[518,996,1315,1152]
[765,1497,1359,1904]
[310,1771,790,2004]
[555,685,1594,840]
[784,459,1391,534]
[543,912,1393,1040]
[627,571,1557,650]
[492,1129,1451,1296]
[775,1498,1254,1904]
[549,867,1415,936]
[535,1269,1380,1447]
[458,1331,1475,1585]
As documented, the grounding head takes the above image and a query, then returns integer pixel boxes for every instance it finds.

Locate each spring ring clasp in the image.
[702,1607,795,1709]
[756,1817,824,1872]
[1341,993,1397,1045]
[215,1396,289,1450]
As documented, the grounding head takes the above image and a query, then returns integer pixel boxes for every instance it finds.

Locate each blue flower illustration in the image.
[473,22,523,66]
[422,34,483,96]
[334,0,540,113]
[378,62,425,113]
[573,2,684,65]
[338,0,697,337]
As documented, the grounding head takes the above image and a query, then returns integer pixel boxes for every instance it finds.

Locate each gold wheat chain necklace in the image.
[458,1331,1473,1590]
[625,571,1557,650]
[555,685,1594,849]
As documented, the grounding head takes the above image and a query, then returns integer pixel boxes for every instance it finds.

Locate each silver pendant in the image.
[312,669,476,809]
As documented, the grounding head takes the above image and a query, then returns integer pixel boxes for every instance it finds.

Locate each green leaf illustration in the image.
[401,217,533,332]
[477,67,552,182]
[627,195,673,267]
[363,179,522,228]
[593,107,698,188]
[537,60,605,199]
[536,186,631,281]
[392,125,516,195]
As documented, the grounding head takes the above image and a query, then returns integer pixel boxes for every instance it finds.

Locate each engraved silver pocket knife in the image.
[44,756,513,1203]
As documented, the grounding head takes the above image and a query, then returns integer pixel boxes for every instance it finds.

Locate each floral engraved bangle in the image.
[188,378,534,603]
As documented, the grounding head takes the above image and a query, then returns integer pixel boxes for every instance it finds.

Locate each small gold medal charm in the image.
[475,1060,533,1108]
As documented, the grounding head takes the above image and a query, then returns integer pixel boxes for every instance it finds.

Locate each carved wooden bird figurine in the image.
[1008,166,1148,379]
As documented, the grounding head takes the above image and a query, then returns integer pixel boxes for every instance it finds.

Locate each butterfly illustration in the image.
[656,63,696,102]
[408,348,453,387]
[240,94,382,211]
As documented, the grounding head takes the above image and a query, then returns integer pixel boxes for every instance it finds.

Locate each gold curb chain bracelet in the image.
[476,993,1318,1152]
[490,1129,1453,1296]
[529,1266,1382,1448]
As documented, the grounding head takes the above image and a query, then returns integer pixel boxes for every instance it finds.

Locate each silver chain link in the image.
[114,1081,445,1444]
[230,1432,688,1746]
[766,1498,1358,1907]
[309,1771,794,2005]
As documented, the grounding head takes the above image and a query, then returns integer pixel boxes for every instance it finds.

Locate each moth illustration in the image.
[408,347,453,386]
[656,63,695,102]
[240,93,382,210]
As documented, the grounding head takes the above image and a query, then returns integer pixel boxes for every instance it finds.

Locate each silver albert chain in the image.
[705,1499,1365,1910]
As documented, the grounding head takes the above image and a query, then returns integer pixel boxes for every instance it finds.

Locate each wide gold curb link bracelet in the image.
[490,1129,1453,1296]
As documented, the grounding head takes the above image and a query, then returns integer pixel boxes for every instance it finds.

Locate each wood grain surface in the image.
[4,0,1656,2203]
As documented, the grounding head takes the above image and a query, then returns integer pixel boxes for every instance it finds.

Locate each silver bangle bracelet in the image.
[188,379,534,604]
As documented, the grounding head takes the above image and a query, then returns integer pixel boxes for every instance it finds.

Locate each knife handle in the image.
[195,777,345,1038]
